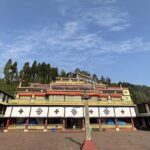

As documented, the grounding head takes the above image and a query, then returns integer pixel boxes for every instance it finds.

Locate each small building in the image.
[0,89,14,103]
[135,101,150,129]
[2,73,136,132]
[0,89,14,128]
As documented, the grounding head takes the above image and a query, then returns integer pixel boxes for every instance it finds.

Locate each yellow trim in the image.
[8,125,25,129]
[90,124,99,128]
[55,81,85,85]
[7,99,135,106]
[47,124,63,129]
[101,124,116,128]
[28,125,44,129]
[118,124,132,128]
[0,102,7,105]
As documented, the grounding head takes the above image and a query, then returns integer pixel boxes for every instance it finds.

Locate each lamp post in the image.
[82,91,98,150]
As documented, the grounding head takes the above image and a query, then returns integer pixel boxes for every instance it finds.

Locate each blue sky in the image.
[0,0,150,85]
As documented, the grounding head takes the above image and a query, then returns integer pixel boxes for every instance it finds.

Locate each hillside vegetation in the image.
[116,82,150,103]
[0,80,18,96]
[1,59,150,104]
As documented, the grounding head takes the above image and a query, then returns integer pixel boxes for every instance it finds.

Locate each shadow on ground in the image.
[65,137,83,149]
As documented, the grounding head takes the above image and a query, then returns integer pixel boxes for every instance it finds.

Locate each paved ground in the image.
[0,130,150,150]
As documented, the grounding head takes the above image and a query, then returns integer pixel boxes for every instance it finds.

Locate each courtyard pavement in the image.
[0,130,150,150]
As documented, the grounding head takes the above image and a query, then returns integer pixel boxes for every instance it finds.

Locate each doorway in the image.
[66,118,82,129]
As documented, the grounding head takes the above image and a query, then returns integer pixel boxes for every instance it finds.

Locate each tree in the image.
[74,68,81,74]
[51,67,58,81]
[80,70,91,76]
[106,77,111,85]
[11,62,18,82]
[100,75,105,83]
[30,61,37,82]
[46,64,51,83]
[60,69,66,77]
[21,62,31,85]
[92,74,98,82]
[4,59,12,83]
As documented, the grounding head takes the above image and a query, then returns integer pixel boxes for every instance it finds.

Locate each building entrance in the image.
[66,118,83,129]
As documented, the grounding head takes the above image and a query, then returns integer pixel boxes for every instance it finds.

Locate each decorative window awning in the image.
[30,107,48,117]
[11,107,30,117]
[4,106,137,118]
[65,107,83,118]
[48,107,64,117]
[100,107,115,117]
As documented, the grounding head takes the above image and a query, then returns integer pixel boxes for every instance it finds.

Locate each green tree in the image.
[21,62,31,85]
[74,68,81,74]
[4,59,12,83]
[51,67,58,81]
[100,75,105,83]
[60,69,66,77]
[11,62,18,82]
[106,77,111,85]
[30,61,37,82]
[92,74,98,82]
[46,64,51,83]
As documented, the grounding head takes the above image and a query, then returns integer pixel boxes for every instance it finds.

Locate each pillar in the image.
[141,118,147,128]
[84,100,91,140]
[16,94,19,99]
[31,93,35,102]
[115,118,120,131]
[98,118,102,131]
[4,118,10,132]
[147,118,150,127]
[73,119,76,130]
[24,118,29,132]
[131,118,136,131]
[82,118,85,130]
[146,104,150,113]
[44,118,48,132]
[62,118,66,130]
[2,107,5,115]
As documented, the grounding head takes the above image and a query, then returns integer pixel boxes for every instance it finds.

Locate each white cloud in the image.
[0,0,149,73]
[110,24,130,31]
[81,7,129,31]
[56,0,128,31]
[0,21,150,72]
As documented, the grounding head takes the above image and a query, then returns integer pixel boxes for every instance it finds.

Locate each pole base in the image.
[133,127,137,131]
[3,129,8,132]
[62,128,65,131]
[116,128,120,131]
[24,129,28,132]
[82,140,98,150]
[43,129,47,132]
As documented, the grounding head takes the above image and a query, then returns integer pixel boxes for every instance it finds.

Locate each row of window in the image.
[18,95,130,102]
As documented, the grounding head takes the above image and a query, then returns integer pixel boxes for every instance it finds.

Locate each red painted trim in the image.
[99,94,109,97]
[18,93,33,96]
[88,93,99,97]
[110,93,122,98]
[34,93,46,96]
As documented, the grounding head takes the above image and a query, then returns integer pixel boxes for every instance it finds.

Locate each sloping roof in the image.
[0,89,14,98]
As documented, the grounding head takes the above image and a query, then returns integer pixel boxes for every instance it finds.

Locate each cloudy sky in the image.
[0,0,150,85]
